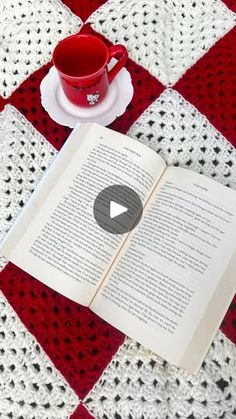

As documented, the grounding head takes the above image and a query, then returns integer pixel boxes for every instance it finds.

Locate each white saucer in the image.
[40,60,134,127]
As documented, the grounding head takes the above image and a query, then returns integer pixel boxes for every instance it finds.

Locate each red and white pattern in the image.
[0,1,235,418]
[0,291,79,418]
[0,0,81,98]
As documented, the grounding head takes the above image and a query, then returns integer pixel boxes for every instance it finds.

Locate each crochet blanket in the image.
[0,1,235,418]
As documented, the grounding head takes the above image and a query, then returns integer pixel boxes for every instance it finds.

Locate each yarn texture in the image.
[0,0,235,418]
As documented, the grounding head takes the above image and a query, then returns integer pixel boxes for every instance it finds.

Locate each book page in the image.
[91,167,236,372]
[0,123,166,306]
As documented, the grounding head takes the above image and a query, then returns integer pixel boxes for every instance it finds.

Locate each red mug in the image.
[53,34,128,107]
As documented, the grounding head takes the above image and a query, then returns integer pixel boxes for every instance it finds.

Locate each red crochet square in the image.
[222,0,236,12]
[0,263,125,398]
[71,404,94,419]
[8,24,164,149]
[8,63,72,151]
[0,94,6,112]
[63,0,108,22]
[221,294,236,345]
[80,25,165,134]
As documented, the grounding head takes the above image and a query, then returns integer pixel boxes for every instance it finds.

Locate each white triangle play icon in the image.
[110,201,128,219]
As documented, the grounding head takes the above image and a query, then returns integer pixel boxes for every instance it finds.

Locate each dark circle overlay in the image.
[93,185,143,234]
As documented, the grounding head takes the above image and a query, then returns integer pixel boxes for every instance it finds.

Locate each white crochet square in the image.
[0,0,81,98]
[88,0,236,86]
[128,88,236,189]
[85,331,236,419]
[0,291,79,418]
[0,105,56,269]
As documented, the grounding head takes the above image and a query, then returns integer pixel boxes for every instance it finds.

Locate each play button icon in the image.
[93,185,143,234]
[110,201,128,219]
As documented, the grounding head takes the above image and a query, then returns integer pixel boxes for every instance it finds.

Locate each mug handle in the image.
[107,45,128,84]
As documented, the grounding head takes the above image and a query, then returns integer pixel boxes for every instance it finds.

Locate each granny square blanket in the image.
[0,1,235,418]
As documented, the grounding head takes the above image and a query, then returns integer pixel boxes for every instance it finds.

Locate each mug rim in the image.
[52,34,109,80]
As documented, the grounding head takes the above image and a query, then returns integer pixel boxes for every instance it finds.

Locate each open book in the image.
[1,123,236,374]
